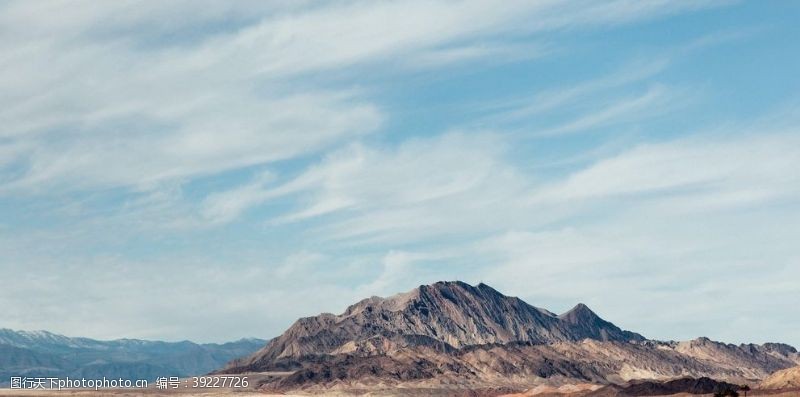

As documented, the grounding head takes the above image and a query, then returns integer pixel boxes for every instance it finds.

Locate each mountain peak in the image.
[559,303,598,321]
[558,302,645,343]
[572,302,591,311]
[430,280,470,287]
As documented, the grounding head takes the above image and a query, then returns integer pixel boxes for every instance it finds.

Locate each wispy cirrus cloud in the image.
[205,116,800,247]
[201,132,535,238]
[479,58,671,124]
[532,131,800,206]
[0,0,726,193]
[533,84,680,137]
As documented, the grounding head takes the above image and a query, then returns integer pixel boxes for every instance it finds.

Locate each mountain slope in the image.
[761,366,800,389]
[0,344,75,382]
[255,339,797,393]
[219,281,798,394]
[0,329,265,385]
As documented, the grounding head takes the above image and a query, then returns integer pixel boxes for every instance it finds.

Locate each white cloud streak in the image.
[534,132,800,205]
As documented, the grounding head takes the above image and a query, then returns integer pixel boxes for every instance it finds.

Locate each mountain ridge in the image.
[226,281,645,372]
[0,328,266,386]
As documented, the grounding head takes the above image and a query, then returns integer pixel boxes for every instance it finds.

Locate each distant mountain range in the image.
[0,328,265,386]
[219,281,800,394]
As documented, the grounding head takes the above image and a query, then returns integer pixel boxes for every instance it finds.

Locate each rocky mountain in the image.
[0,328,265,386]
[228,281,643,371]
[761,366,800,389]
[219,281,799,395]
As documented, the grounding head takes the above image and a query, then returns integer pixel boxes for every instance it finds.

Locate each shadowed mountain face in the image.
[220,281,799,394]
[586,377,741,397]
[0,329,266,385]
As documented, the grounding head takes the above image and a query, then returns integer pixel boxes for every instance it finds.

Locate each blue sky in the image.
[1,1,799,346]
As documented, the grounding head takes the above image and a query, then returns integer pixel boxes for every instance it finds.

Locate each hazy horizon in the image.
[1,1,799,348]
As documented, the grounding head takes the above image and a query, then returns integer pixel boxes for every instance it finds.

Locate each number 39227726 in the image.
[191,376,248,388]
